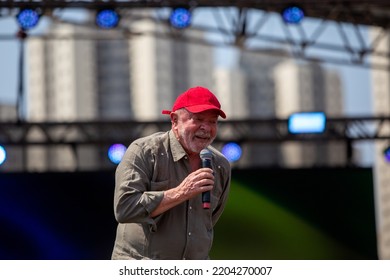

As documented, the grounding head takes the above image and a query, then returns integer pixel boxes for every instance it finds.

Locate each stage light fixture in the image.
[288,112,326,134]
[108,143,126,164]
[221,142,242,163]
[0,145,7,166]
[16,8,41,30]
[384,146,390,163]
[96,9,120,29]
[282,5,305,24]
[170,7,192,29]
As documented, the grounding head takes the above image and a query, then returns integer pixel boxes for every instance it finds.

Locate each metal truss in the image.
[0,117,389,147]
[1,1,390,70]
[1,0,389,20]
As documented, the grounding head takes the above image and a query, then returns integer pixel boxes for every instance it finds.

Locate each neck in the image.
[188,153,201,171]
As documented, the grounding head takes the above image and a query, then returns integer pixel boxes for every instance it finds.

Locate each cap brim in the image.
[162,107,226,119]
[185,105,226,119]
[162,110,172,115]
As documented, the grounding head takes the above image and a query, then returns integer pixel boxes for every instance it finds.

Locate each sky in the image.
[0,8,375,165]
[0,18,20,105]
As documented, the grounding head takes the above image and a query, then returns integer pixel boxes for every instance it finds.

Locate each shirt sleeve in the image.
[113,142,164,225]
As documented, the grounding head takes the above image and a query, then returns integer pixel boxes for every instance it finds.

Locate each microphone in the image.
[200,148,212,209]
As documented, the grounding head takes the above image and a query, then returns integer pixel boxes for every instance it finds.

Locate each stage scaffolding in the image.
[0,117,389,146]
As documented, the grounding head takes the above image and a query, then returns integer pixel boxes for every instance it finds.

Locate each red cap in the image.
[162,86,226,119]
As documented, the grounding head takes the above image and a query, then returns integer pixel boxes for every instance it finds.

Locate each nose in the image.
[200,122,212,131]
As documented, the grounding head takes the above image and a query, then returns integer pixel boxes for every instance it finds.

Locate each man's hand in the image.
[149,168,214,217]
[177,168,214,200]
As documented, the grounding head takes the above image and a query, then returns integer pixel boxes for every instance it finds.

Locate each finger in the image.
[201,184,214,191]
[197,168,213,174]
[196,173,214,183]
[198,178,214,187]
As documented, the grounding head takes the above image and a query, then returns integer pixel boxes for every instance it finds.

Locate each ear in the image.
[170,112,178,125]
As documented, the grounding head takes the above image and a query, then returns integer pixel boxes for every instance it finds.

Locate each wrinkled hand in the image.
[177,168,214,200]
[149,168,215,217]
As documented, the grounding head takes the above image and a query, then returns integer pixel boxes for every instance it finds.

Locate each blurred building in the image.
[273,60,346,168]
[370,27,390,260]
[213,68,250,167]
[25,11,346,171]
[214,68,248,120]
[96,38,133,120]
[0,103,17,120]
[0,103,23,171]
[26,12,214,171]
[229,52,346,168]
[237,50,285,167]
[27,23,99,171]
[129,15,214,120]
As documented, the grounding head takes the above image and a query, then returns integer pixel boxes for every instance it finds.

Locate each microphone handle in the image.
[202,158,212,209]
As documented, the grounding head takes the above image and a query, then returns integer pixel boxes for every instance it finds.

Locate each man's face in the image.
[172,109,219,155]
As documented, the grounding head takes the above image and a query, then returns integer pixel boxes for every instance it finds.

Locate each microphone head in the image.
[200,148,212,160]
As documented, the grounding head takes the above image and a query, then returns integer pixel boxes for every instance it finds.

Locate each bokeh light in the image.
[96,9,120,29]
[170,8,192,29]
[221,142,242,162]
[108,143,126,164]
[0,145,7,166]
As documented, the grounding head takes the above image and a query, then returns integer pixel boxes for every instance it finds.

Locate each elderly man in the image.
[111,86,231,260]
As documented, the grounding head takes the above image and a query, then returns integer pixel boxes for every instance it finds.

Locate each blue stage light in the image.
[384,147,390,163]
[108,144,127,164]
[282,6,305,24]
[16,9,40,30]
[170,8,192,29]
[288,112,326,134]
[0,145,6,166]
[221,142,242,163]
[96,9,120,29]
